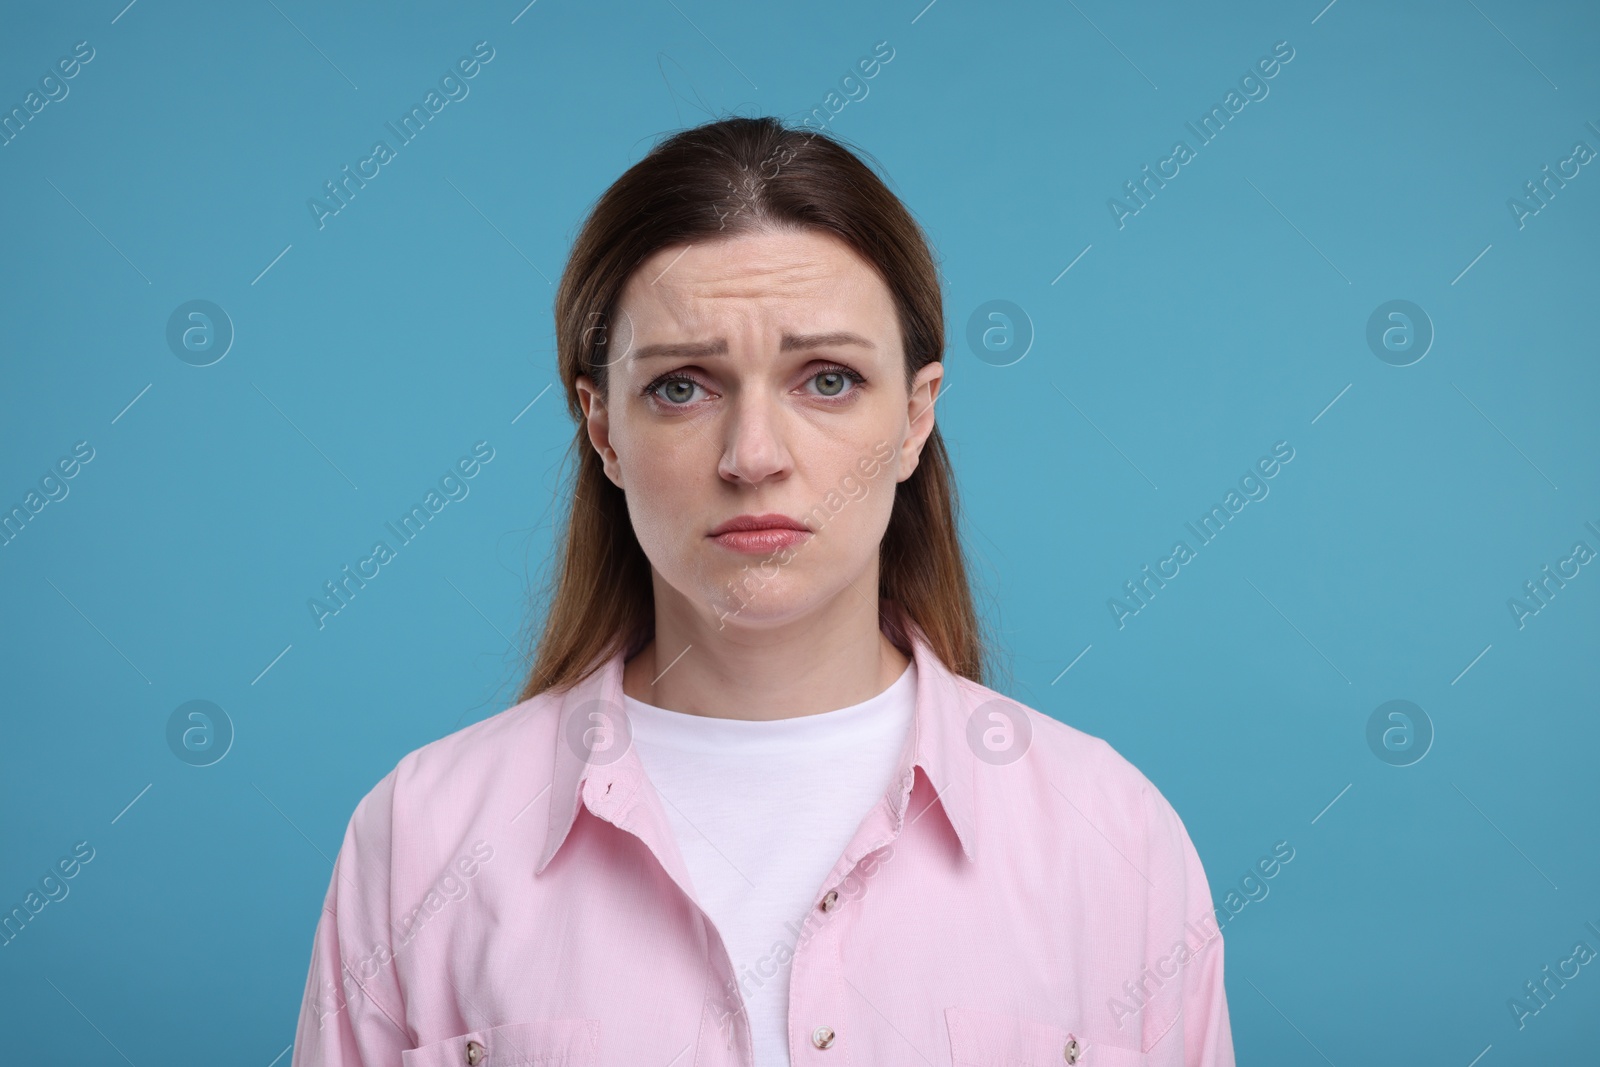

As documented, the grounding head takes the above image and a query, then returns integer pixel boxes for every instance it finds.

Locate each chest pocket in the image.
[400,1019,600,1067]
[945,1006,1147,1067]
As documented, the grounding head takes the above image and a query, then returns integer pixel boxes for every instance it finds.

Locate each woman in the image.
[293,115,1235,1067]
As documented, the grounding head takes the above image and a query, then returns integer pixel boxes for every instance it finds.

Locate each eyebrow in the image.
[631,331,877,361]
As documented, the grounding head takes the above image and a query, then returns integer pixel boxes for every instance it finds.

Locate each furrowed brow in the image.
[632,332,874,361]
[780,331,876,353]
[632,338,729,361]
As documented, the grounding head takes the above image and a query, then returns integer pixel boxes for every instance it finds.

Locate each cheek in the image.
[816,443,898,543]
[614,427,713,564]
[613,410,699,492]
[855,476,898,544]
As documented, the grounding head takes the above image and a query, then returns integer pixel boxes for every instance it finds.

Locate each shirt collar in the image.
[535,608,979,875]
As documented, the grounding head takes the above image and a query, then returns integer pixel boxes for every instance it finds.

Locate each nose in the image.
[717,391,792,485]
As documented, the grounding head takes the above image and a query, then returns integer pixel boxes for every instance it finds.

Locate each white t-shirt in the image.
[622,658,917,1067]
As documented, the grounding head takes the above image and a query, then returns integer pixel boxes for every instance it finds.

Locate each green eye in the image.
[810,366,863,398]
[659,379,697,404]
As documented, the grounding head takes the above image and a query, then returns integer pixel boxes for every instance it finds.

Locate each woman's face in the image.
[575,227,943,632]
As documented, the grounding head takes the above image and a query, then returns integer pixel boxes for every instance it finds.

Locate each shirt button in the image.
[811,1025,836,1049]
[820,890,839,912]
[465,1039,486,1065]
[1064,1036,1081,1063]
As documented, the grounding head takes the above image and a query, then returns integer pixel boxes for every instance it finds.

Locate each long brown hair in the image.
[515,114,986,700]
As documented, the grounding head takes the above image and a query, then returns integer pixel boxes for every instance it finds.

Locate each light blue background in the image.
[2,0,1596,1063]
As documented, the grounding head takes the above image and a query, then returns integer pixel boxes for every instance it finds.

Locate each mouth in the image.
[708,513,813,555]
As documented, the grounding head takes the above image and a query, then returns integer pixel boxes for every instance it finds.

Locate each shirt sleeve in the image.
[292,768,411,1066]
[1137,776,1236,1066]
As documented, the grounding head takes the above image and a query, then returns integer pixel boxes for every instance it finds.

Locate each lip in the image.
[708,513,813,555]
[708,513,811,536]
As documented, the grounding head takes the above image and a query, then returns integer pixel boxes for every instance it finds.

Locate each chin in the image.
[703,574,823,631]
[708,587,799,629]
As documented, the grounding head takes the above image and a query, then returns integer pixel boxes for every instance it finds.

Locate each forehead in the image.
[616,228,897,331]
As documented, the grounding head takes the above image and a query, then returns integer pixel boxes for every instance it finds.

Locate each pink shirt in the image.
[292,620,1236,1067]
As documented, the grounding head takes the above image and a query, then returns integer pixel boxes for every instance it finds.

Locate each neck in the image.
[622,576,911,722]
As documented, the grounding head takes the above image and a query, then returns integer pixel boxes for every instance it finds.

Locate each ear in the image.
[575,375,624,488]
[895,361,944,483]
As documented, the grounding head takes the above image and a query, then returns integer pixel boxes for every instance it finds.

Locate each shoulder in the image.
[945,673,1196,868]
[407,691,562,784]
[948,673,1156,803]
[342,689,567,846]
